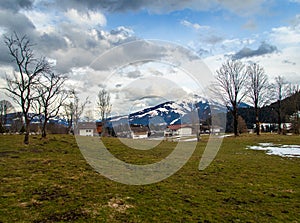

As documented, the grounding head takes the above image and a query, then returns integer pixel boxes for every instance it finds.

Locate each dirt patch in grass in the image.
[33,208,90,222]
[30,185,71,202]
[108,196,134,213]
[0,150,20,157]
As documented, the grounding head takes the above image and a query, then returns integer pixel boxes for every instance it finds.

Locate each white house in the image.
[130,124,150,139]
[164,124,192,137]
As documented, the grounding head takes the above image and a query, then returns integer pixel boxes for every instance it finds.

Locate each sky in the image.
[0,0,299,117]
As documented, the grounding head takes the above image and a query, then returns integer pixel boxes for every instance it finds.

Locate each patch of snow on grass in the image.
[247,143,300,158]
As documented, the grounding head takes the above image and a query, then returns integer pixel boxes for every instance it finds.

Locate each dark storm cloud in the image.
[0,9,37,65]
[90,40,168,71]
[49,0,265,15]
[0,9,35,34]
[232,42,278,60]
[48,0,156,12]
[0,0,34,11]
[39,33,68,52]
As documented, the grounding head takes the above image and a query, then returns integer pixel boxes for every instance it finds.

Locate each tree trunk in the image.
[24,132,29,144]
[24,118,30,144]
[231,104,239,136]
[67,115,73,134]
[196,127,201,142]
[41,120,47,138]
[255,106,260,135]
[233,108,239,136]
[278,115,282,134]
[233,115,238,136]
[101,120,106,137]
[255,117,260,135]
[277,100,282,134]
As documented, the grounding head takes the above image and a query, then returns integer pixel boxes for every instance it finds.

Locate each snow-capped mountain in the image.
[107,94,227,127]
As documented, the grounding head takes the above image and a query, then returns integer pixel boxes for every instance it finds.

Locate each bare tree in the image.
[247,63,269,135]
[287,83,299,97]
[0,100,14,128]
[287,84,299,134]
[271,75,289,134]
[64,89,89,134]
[35,72,67,138]
[97,88,111,136]
[4,33,50,144]
[213,60,248,136]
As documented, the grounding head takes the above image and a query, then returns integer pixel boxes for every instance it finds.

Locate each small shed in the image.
[77,122,97,136]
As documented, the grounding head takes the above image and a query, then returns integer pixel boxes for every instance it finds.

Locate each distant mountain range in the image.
[107,94,229,128]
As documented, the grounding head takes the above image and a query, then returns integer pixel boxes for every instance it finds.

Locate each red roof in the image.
[167,124,191,131]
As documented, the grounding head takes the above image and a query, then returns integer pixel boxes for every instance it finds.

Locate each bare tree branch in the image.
[246,63,269,135]
[212,60,248,136]
[97,88,112,136]
[35,72,68,138]
[63,89,89,134]
[271,75,290,134]
[4,32,51,144]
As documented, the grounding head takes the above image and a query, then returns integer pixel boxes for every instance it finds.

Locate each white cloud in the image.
[255,46,300,83]
[180,20,210,30]
[203,45,300,85]
[268,14,300,46]
[270,26,300,46]
[21,9,58,34]
[203,13,300,85]
[65,8,106,28]
[222,38,255,47]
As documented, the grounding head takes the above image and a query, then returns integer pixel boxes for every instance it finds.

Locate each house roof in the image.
[130,124,149,133]
[167,124,192,131]
[77,122,97,129]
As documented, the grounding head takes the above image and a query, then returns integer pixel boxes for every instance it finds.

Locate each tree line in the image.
[212,60,299,136]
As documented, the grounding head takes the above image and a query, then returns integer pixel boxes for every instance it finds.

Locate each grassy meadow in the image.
[0,134,299,222]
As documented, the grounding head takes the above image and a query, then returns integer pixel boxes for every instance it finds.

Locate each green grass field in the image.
[0,134,299,222]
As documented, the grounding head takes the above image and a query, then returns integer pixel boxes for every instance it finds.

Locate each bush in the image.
[0,122,6,133]
[19,125,25,134]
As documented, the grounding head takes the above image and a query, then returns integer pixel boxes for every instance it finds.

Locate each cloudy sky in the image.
[0,0,299,116]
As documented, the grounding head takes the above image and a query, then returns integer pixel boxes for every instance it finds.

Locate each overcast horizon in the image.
[0,0,299,117]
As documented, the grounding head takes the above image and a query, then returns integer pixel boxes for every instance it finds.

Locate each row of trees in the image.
[2,33,112,144]
[3,33,68,143]
[213,60,299,136]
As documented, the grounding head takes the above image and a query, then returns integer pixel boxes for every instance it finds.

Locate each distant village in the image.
[0,90,300,140]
